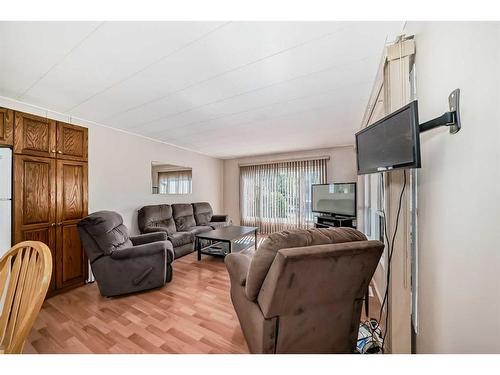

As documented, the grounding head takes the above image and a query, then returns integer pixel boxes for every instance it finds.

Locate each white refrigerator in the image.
[0,148,12,257]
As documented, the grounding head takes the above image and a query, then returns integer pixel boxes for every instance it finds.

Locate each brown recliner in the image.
[78,211,174,297]
[225,227,384,354]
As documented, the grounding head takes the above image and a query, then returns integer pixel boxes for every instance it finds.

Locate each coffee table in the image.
[195,225,258,260]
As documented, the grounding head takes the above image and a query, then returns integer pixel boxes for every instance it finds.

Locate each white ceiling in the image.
[0,21,403,158]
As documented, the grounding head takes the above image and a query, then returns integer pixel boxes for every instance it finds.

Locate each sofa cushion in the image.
[245,227,367,301]
[168,231,194,247]
[78,211,132,257]
[138,204,176,235]
[172,203,196,231]
[189,225,213,236]
[192,202,213,226]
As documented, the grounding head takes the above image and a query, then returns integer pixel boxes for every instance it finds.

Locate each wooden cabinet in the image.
[0,107,14,146]
[13,155,57,292]
[56,122,88,161]
[12,112,89,297]
[14,112,57,158]
[13,155,56,236]
[13,113,88,161]
[56,160,88,289]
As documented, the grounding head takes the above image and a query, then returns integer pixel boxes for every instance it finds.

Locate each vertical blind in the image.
[158,170,192,194]
[240,158,327,233]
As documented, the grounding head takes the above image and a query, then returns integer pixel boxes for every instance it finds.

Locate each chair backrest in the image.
[171,204,196,231]
[0,241,52,354]
[77,211,132,262]
[138,204,176,234]
[192,202,213,226]
[257,239,383,353]
[245,227,368,301]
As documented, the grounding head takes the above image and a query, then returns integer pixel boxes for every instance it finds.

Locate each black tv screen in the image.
[356,101,421,175]
[312,183,356,217]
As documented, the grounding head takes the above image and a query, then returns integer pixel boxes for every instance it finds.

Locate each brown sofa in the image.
[138,202,231,259]
[225,227,384,354]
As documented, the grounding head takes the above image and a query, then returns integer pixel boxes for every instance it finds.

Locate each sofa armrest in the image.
[110,241,168,260]
[210,214,230,223]
[225,253,251,286]
[130,232,168,245]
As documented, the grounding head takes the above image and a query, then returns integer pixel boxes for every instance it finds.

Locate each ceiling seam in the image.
[147,79,370,139]
[65,21,232,113]
[125,54,374,131]
[98,26,348,124]
[162,100,362,147]
[16,22,106,100]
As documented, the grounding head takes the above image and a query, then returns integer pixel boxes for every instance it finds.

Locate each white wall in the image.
[223,146,357,224]
[0,96,224,234]
[87,124,223,233]
[402,22,500,353]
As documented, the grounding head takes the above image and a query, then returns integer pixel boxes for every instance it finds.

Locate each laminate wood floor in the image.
[24,252,248,354]
[24,247,381,354]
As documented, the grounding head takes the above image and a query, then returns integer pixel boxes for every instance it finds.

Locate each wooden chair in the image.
[0,241,52,354]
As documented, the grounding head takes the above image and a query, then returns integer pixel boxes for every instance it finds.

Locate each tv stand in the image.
[314,215,356,229]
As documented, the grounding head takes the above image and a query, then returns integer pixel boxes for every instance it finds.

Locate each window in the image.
[240,159,327,233]
[158,170,192,194]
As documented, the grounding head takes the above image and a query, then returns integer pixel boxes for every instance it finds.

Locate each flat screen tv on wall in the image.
[355,101,421,175]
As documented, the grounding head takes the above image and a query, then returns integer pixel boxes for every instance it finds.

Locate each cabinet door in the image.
[0,107,14,146]
[56,159,88,289]
[56,122,88,161]
[14,112,56,158]
[22,227,57,292]
[13,155,57,291]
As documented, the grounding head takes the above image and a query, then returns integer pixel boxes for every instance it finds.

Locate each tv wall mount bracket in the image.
[419,88,461,134]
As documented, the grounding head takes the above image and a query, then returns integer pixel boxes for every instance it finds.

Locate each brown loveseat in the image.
[225,227,383,354]
[138,202,231,259]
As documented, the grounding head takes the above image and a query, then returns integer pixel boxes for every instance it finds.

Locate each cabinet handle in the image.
[57,150,63,154]
[51,149,56,153]
[51,223,56,227]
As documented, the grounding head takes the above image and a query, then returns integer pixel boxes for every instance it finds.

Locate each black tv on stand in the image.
[311,183,356,229]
